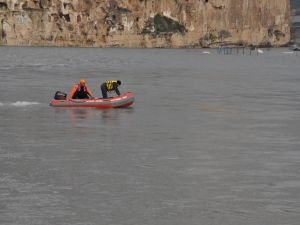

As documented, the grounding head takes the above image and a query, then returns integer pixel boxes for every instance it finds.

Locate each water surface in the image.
[0,47,300,225]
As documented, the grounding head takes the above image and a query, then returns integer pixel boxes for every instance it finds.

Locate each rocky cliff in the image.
[291,0,300,43]
[0,0,290,48]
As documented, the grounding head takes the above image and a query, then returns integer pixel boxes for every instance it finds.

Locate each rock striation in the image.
[0,0,291,47]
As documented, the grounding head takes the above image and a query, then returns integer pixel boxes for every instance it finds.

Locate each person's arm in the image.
[113,82,121,96]
[115,86,120,96]
[69,85,77,99]
[86,87,94,98]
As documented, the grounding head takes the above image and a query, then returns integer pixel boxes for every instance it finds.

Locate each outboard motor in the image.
[54,91,67,100]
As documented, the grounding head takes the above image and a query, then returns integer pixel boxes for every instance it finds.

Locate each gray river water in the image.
[0,47,300,225]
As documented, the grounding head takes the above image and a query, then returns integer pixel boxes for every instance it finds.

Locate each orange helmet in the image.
[80,79,86,85]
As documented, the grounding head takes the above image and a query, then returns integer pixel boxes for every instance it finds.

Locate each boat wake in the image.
[0,101,40,107]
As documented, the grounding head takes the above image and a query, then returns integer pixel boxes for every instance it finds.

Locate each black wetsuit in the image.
[101,81,120,99]
[73,86,90,99]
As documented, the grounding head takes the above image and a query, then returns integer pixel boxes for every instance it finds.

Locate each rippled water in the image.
[0,47,300,225]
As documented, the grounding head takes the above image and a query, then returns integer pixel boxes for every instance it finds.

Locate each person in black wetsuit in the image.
[100,80,121,99]
[70,79,94,99]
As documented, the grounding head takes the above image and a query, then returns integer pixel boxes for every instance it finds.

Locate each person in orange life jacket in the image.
[70,79,94,99]
[100,80,121,99]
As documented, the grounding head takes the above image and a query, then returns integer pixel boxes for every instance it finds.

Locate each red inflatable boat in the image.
[49,92,134,108]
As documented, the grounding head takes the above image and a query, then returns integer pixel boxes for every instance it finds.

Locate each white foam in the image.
[202,51,211,54]
[9,101,40,107]
[257,49,264,54]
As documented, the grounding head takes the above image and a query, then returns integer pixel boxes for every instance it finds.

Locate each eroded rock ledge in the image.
[0,0,290,48]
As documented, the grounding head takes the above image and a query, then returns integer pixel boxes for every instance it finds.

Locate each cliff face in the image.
[0,0,290,47]
[291,0,300,43]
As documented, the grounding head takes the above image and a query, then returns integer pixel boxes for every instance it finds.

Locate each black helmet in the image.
[117,80,121,85]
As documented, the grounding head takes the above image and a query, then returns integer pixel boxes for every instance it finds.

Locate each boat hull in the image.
[49,92,134,108]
